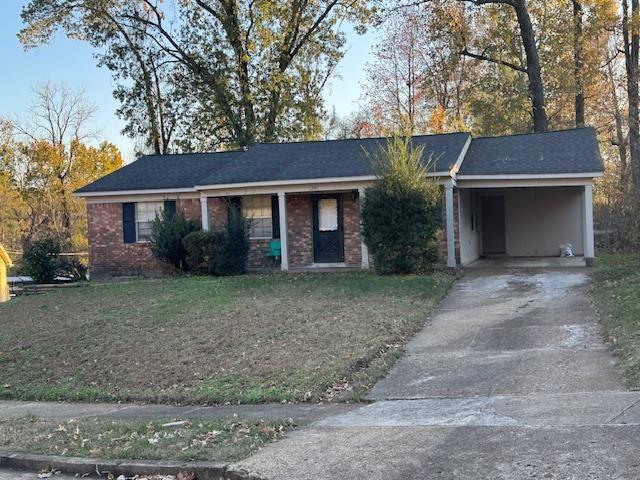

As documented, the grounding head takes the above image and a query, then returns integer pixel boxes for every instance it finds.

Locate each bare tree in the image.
[10,82,98,237]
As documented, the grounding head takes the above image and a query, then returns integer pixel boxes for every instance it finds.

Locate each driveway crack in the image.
[607,396,640,424]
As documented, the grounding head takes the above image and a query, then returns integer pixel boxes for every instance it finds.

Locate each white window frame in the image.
[135,201,164,243]
[243,195,273,240]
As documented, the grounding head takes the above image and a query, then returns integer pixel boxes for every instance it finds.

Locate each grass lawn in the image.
[593,252,640,388]
[0,415,291,462]
[0,272,453,404]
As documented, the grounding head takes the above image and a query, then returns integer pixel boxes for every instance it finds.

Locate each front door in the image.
[312,194,344,263]
[481,195,506,255]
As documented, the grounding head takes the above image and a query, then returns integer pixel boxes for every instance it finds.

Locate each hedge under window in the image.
[136,201,164,242]
[243,195,273,239]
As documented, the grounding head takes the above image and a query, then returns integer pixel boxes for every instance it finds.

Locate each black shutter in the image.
[122,202,136,243]
[271,195,280,239]
[228,196,242,217]
[164,200,176,218]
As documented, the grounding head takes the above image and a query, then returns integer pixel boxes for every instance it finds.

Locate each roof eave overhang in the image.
[73,187,197,198]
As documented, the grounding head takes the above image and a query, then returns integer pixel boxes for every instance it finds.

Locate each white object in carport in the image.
[560,244,574,257]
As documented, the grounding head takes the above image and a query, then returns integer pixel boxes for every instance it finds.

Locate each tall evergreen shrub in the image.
[361,136,442,274]
[150,209,198,270]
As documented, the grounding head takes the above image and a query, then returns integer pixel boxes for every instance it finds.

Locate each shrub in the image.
[183,230,215,273]
[150,209,198,271]
[58,255,89,281]
[22,238,61,283]
[181,202,250,276]
[209,203,250,276]
[361,136,442,274]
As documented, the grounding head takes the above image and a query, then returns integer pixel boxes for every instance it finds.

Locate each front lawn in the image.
[593,253,640,388]
[0,272,452,404]
[0,416,291,462]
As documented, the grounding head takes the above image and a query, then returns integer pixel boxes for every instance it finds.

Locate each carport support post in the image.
[278,192,289,271]
[583,184,595,259]
[358,188,370,269]
[445,183,456,268]
[200,196,209,231]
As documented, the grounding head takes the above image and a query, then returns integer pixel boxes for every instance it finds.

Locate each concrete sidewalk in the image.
[234,269,640,480]
[0,400,356,425]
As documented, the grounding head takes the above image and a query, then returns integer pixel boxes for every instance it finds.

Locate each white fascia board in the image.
[194,175,377,190]
[73,187,196,198]
[456,172,603,180]
[449,135,472,177]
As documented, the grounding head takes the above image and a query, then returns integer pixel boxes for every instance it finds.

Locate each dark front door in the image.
[481,195,506,255]
[312,194,344,263]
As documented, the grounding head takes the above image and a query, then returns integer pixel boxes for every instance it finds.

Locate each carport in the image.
[446,129,603,267]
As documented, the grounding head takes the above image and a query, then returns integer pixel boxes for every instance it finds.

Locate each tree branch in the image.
[460,47,527,72]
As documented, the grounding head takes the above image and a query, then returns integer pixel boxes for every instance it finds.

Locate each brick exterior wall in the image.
[87,193,366,276]
[286,194,314,268]
[87,202,164,277]
[343,194,363,267]
[87,197,201,278]
[208,197,228,231]
[178,198,202,226]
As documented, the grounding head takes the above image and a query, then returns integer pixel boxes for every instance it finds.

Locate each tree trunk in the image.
[622,0,640,200]
[572,0,585,127]
[607,60,628,189]
[512,0,548,132]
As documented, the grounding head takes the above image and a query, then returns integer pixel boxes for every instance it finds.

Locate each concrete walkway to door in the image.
[235,268,640,480]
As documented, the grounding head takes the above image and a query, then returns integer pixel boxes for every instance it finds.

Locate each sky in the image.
[0,2,376,162]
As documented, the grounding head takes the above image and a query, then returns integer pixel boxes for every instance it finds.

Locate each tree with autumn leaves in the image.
[0,83,123,252]
[13,0,640,248]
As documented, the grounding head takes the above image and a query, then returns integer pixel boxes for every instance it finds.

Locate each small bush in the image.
[183,230,214,273]
[150,209,198,271]
[58,255,88,281]
[22,238,61,283]
[361,136,442,274]
[181,202,250,276]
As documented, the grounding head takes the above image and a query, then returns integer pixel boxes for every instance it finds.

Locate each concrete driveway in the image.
[236,269,640,480]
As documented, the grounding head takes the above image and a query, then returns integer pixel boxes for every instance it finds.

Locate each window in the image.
[136,201,164,242]
[318,198,338,231]
[243,196,273,239]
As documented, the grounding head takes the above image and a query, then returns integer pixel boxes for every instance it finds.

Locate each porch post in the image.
[445,183,456,268]
[278,192,289,271]
[583,184,595,259]
[200,196,209,231]
[358,188,370,269]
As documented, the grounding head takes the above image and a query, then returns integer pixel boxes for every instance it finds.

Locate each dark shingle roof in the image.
[76,128,603,194]
[76,133,470,193]
[75,151,240,193]
[197,133,469,186]
[458,127,603,176]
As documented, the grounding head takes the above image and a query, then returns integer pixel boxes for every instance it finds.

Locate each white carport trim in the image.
[457,172,603,180]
